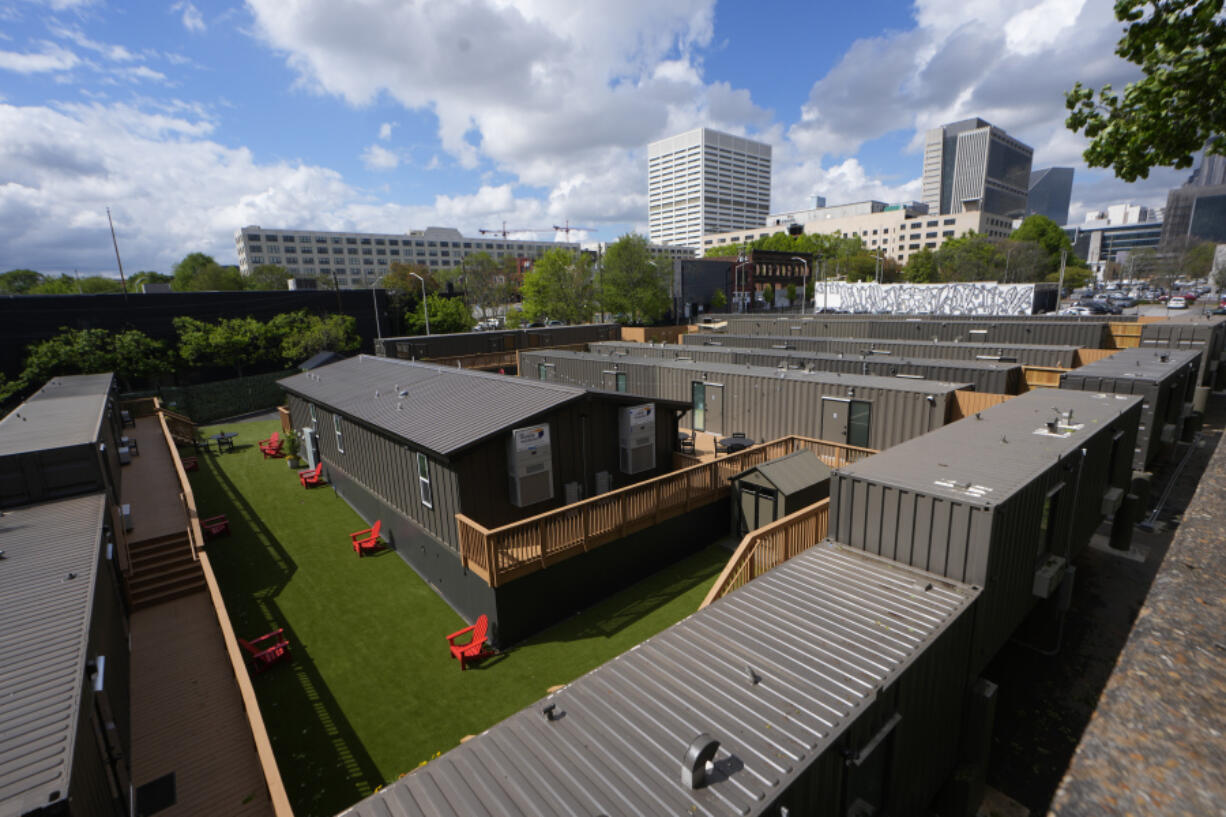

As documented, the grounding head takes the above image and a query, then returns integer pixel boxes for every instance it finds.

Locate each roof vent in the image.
[681,734,720,789]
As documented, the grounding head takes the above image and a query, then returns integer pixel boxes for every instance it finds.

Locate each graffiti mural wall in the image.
[817,282,1050,315]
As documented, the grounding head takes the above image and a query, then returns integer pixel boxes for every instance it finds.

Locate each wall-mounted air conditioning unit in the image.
[302,427,319,469]
[618,403,657,475]
[508,424,554,507]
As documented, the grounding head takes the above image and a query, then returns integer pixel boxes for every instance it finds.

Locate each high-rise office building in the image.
[921,118,1033,218]
[1161,184,1226,244]
[1186,139,1226,187]
[1026,167,1074,225]
[647,127,771,250]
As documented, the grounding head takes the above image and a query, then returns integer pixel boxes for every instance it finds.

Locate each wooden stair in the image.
[127,531,206,609]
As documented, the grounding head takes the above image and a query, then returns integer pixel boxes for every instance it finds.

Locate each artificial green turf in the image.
[191,419,728,816]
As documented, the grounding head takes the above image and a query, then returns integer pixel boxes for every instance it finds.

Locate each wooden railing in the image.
[1022,365,1068,390]
[949,389,1014,421]
[700,498,831,609]
[154,400,294,816]
[456,435,875,587]
[121,396,161,418]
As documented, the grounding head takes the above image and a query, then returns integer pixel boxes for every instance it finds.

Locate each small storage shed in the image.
[829,388,1143,673]
[683,332,1083,369]
[0,493,131,817]
[592,339,1025,394]
[1060,348,1201,470]
[341,542,980,817]
[731,449,831,535]
[522,349,971,450]
[0,374,123,509]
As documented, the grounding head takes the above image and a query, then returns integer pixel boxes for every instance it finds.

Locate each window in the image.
[361,238,371,245]
[848,400,872,447]
[283,235,295,242]
[266,235,278,242]
[616,372,627,392]
[389,239,399,246]
[346,237,357,245]
[375,239,385,246]
[691,381,706,431]
[537,363,547,380]
[333,415,344,453]
[309,403,317,429]
[417,452,433,507]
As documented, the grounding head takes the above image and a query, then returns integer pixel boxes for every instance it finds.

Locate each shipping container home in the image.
[715,316,1112,348]
[0,493,131,817]
[279,356,696,642]
[593,339,1024,395]
[829,388,1143,674]
[1059,348,1202,470]
[374,323,621,361]
[340,542,980,817]
[522,350,970,450]
[0,374,124,510]
[1139,314,1226,390]
[731,449,831,535]
[683,332,1082,369]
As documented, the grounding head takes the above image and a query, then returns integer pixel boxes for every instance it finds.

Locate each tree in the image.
[171,253,243,291]
[600,234,670,324]
[762,283,775,308]
[903,248,938,282]
[1047,267,1094,290]
[453,252,517,317]
[77,276,125,294]
[1178,240,1217,277]
[1010,216,1087,277]
[128,270,172,291]
[997,240,1053,283]
[1065,0,1226,181]
[28,275,80,294]
[710,288,728,310]
[520,249,597,325]
[380,262,437,296]
[785,282,798,305]
[406,294,475,334]
[109,329,172,388]
[272,311,360,361]
[245,264,291,290]
[935,234,1004,282]
[174,315,274,376]
[0,269,44,293]
[19,327,169,391]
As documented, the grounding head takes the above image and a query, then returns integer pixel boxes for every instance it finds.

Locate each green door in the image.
[692,381,706,431]
[848,400,872,448]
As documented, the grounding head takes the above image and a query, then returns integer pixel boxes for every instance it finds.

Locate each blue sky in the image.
[0,0,1186,275]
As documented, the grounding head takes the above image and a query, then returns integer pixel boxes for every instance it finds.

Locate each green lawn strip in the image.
[193,419,727,816]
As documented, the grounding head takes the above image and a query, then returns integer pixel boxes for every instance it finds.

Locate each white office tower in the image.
[647,128,771,250]
[921,118,1033,218]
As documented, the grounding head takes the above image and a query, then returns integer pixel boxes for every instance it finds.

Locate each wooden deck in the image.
[121,415,193,542]
[130,584,276,816]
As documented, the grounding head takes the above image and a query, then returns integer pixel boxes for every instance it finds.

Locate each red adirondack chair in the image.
[298,462,324,488]
[446,614,495,671]
[350,519,385,556]
[201,514,230,539]
[239,628,291,674]
[259,431,283,458]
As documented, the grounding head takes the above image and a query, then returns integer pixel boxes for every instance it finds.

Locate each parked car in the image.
[1167,296,1188,310]
[1059,306,1094,316]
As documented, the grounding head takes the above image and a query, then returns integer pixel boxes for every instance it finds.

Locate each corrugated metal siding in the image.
[1060,349,1201,469]
[829,389,1142,672]
[522,351,965,449]
[683,333,1081,368]
[592,340,1024,395]
[376,324,621,360]
[717,317,1110,348]
[341,543,979,817]
[1139,318,1226,386]
[0,493,109,816]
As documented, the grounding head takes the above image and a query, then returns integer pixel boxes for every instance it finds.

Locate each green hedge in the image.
[155,369,294,423]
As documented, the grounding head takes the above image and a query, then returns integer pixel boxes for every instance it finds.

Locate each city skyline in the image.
[0,0,1191,276]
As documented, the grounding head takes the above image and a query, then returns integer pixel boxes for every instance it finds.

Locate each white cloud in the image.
[0,41,79,73]
[378,121,395,141]
[172,1,206,33]
[48,24,137,62]
[360,143,399,170]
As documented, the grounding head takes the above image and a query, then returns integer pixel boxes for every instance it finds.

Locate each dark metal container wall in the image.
[375,323,621,360]
[522,349,969,450]
[683,332,1082,368]
[0,373,123,509]
[1139,315,1226,388]
[829,389,1142,673]
[342,543,980,817]
[593,340,1025,394]
[717,316,1112,348]
[1059,348,1202,470]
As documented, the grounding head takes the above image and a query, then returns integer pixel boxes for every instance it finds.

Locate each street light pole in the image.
[734,261,752,313]
[791,256,809,314]
[409,271,430,335]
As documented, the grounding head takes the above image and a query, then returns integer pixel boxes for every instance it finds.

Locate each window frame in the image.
[333,414,344,454]
[417,452,433,508]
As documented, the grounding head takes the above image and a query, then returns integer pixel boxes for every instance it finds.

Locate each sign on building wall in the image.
[816,282,1049,315]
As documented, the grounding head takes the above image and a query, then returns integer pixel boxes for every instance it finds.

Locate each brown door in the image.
[822,398,849,445]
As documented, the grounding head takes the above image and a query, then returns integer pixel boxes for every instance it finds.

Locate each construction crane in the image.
[477,221,553,238]
[552,221,595,240]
